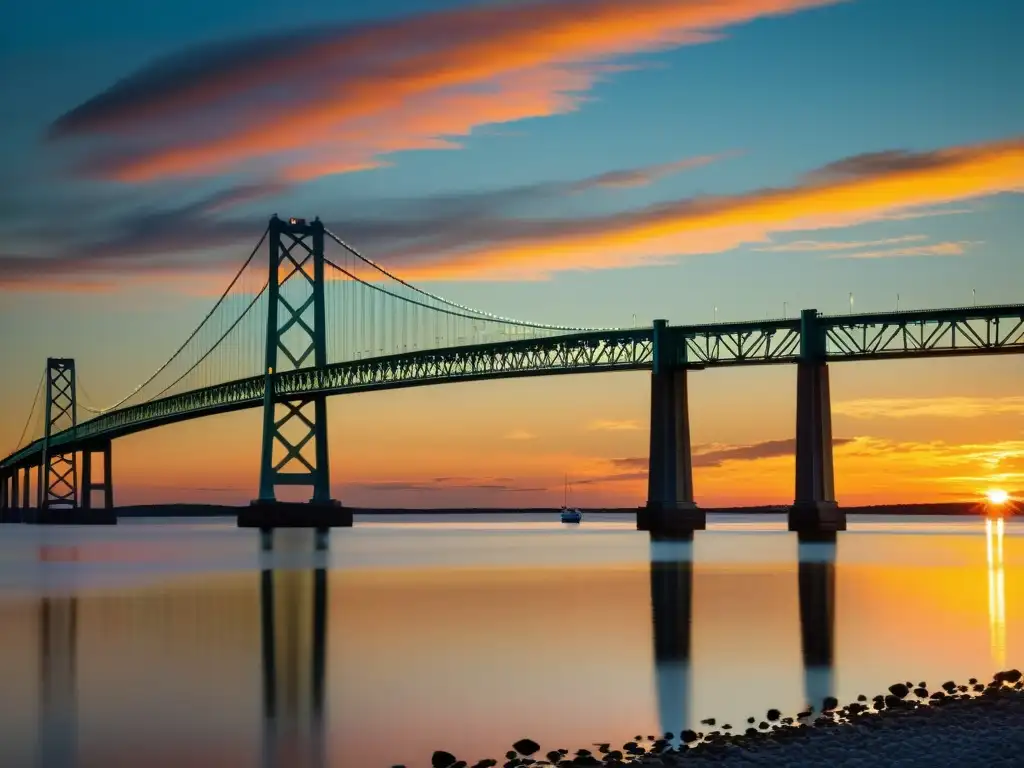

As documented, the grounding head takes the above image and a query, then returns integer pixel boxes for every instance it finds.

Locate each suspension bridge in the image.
[1,216,1022,534]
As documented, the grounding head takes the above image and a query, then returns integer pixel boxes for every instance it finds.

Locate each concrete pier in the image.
[240,500,353,530]
[790,310,845,535]
[640,320,704,539]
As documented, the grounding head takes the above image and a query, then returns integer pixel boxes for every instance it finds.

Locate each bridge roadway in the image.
[2,303,1022,472]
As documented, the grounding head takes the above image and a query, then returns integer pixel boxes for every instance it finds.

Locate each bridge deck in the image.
[3,304,1022,470]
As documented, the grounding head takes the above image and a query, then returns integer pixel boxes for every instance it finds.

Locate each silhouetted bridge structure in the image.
[2,216,1022,534]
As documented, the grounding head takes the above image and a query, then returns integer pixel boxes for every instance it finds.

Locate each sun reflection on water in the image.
[986,516,1006,668]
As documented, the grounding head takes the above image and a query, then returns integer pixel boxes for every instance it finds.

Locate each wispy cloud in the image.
[755,235,929,252]
[588,419,641,432]
[503,429,537,441]
[831,240,981,260]
[346,476,547,492]
[4,136,1023,290]
[377,136,1024,280]
[601,437,855,476]
[49,0,840,182]
[835,397,1024,420]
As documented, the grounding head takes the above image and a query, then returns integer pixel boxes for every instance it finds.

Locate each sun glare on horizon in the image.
[986,489,1011,505]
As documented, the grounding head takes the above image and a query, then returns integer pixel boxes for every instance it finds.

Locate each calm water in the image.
[0,513,1020,767]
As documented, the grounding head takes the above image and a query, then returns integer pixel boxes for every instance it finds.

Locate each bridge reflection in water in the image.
[37,594,78,768]
[259,530,329,768]
[650,534,837,740]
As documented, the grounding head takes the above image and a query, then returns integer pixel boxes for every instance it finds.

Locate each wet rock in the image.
[758,721,770,730]
[513,740,540,756]
[681,730,699,744]
[930,691,946,700]
[888,683,910,699]
[700,718,715,726]
[545,753,561,765]
[941,681,957,693]
[822,697,839,711]
[471,762,496,768]
[969,677,978,684]
[432,751,458,768]
[722,724,732,730]
[766,708,781,722]
[747,717,755,724]
[914,687,929,697]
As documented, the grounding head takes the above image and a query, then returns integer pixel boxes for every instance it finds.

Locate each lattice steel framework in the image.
[39,359,77,509]
[4,304,1024,473]
[257,216,331,503]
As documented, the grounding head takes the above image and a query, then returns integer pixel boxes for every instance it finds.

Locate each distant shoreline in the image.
[110,501,998,518]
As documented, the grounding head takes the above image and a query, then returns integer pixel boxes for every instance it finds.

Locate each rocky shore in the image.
[420,670,1024,768]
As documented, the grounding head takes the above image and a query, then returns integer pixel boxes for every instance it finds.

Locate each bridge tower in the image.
[639,320,705,538]
[790,310,845,536]
[241,215,351,530]
[38,358,78,512]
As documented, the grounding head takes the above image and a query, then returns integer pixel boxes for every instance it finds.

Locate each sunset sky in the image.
[1,0,1022,507]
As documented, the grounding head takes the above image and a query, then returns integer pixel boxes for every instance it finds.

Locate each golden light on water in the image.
[986,488,1010,505]
[986,516,1006,668]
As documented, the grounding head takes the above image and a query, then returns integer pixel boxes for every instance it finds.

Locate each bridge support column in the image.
[639,320,704,539]
[79,443,117,524]
[790,310,844,536]
[0,471,8,522]
[242,216,350,531]
[23,465,31,509]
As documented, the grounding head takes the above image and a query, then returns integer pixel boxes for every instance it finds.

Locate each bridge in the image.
[1,216,1022,534]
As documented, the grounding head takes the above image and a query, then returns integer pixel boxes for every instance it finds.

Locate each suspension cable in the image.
[144,282,269,403]
[324,227,606,332]
[12,372,44,453]
[81,227,269,414]
[324,257,568,327]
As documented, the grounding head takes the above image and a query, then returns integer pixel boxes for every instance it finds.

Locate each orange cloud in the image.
[57,0,843,181]
[836,397,1024,420]
[388,136,1024,279]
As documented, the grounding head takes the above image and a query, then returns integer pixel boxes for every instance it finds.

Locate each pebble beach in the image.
[422,670,1024,768]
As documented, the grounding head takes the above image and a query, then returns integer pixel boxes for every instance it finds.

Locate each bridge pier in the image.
[790,310,845,536]
[639,320,704,539]
[79,443,117,524]
[0,470,8,522]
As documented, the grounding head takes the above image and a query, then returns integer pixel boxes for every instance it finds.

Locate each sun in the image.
[986,489,1010,505]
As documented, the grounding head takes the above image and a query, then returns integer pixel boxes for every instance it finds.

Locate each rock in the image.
[889,683,910,699]
[513,740,540,756]
[914,687,929,697]
[758,721,770,730]
[700,718,715,726]
[747,717,755,724]
[823,697,839,711]
[471,762,496,768]
[681,730,698,744]
[432,751,458,768]
[766,708,781,721]
[545,753,561,765]
[722,724,733,730]
[857,694,867,701]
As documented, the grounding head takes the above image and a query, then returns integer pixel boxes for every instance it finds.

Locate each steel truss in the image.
[40,358,77,509]
[256,216,331,503]
[3,304,1022,472]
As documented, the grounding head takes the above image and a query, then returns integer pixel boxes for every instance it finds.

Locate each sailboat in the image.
[560,474,583,524]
